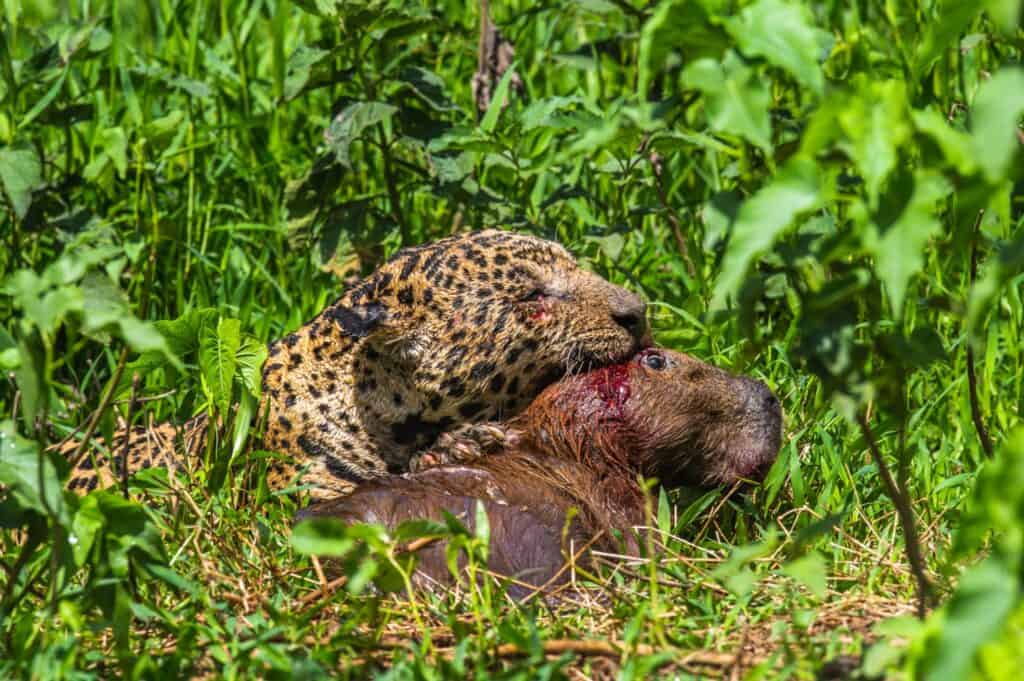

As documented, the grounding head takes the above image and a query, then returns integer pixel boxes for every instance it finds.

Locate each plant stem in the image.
[121,373,140,498]
[68,347,130,471]
[377,127,410,244]
[966,209,994,458]
[858,413,931,618]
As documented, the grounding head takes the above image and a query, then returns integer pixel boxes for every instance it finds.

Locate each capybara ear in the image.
[325,302,390,338]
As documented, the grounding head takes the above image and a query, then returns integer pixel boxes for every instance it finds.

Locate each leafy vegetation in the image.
[2,0,1023,677]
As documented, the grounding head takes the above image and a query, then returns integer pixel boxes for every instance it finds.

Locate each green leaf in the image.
[142,110,185,140]
[913,2,983,78]
[970,67,1024,183]
[326,102,398,167]
[967,229,1024,340]
[869,172,950,315]
[479,62,518,134]
[398,67,457,112]
[637,0,729,96]
[235,336,268,399]
[838,79,911,206]
[0,421,66,522]
[683,51,772,152]
[919,555,1019,681]
[79,272,179,365]
[291,518,358,556]
[726,0,832,97]
[985,0,1022,33]
[200,317,241,413]
[712,158,823,308]
[912,108,977,175]
[100,127,128,178]
[781,552,828,599]
[0,146,43,219]
[284,45,330,101]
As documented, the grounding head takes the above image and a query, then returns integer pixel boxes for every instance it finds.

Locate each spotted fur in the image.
[60,230,648,500]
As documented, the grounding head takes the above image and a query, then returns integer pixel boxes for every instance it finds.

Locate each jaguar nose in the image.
[610,292,648,343]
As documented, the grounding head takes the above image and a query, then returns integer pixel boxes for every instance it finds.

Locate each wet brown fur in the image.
[60,230,648,499]
[301,348,783,593]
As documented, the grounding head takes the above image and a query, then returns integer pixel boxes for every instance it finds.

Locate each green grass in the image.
[2,0,1023,678]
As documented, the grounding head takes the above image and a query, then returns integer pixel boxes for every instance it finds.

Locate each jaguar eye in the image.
[642,353,667,370]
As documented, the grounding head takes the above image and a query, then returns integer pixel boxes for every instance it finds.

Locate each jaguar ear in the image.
[326,302,390,339]
[327,302,425,364]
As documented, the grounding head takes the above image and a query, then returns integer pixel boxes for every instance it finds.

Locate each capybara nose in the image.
[610,292,648,342]
[742,378,781,416]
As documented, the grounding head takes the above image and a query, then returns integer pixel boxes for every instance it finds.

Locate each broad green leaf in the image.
[781,552,828,599]
[637,0,729,96]
[284,45,330,101]
[90,491,166,563]
[914,2,983,78]
[326,102,398,166]
[121,308,216,391]
[79,272,179,365]
[156,308,218,358]
[919,555,1018,681]
[986,0,1022,33]
[291,517,358,556]
[912,108,977,175]
[683,52,772,152]
[0,421,66,521]
[4,268,83,336]
[712,158,823,308]
[954,427,1024,557]
[142,110,185,139]
[838,79,911,206]
[869,172,950,316]
[236,336,268,398]
[100,127,128,178]
[71,494,105,564]
[970,67,1024,183]
[726,0,832,97]
[967,229,1024,340]
[200,317,241,413]
[398,66,457,112]
[0,146,42,219]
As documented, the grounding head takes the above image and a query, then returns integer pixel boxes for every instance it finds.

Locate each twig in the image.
[966,209,994,458]
[68,347,131,470]
[857,414,931,618]
[121,373,140,498]
[377,127,410,244]
[645,140,696,278]
[518,530,608,605]
[491,639,733,672]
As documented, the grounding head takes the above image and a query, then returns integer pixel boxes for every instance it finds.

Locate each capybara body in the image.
[300,348,783,596]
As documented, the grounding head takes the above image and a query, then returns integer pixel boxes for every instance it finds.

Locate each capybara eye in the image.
[642,353,667,370]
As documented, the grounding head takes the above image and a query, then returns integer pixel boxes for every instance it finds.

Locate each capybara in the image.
[298,348,782,597]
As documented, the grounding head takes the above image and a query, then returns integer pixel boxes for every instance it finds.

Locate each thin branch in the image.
[67,346,131,470]
[645,143,697,278]
[377,127,410,244]
[966,209,994,458]
[858,414,931,618]
[121,372,141,498]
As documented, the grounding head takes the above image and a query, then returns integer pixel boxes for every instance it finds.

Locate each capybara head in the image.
[517,347,783,488]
